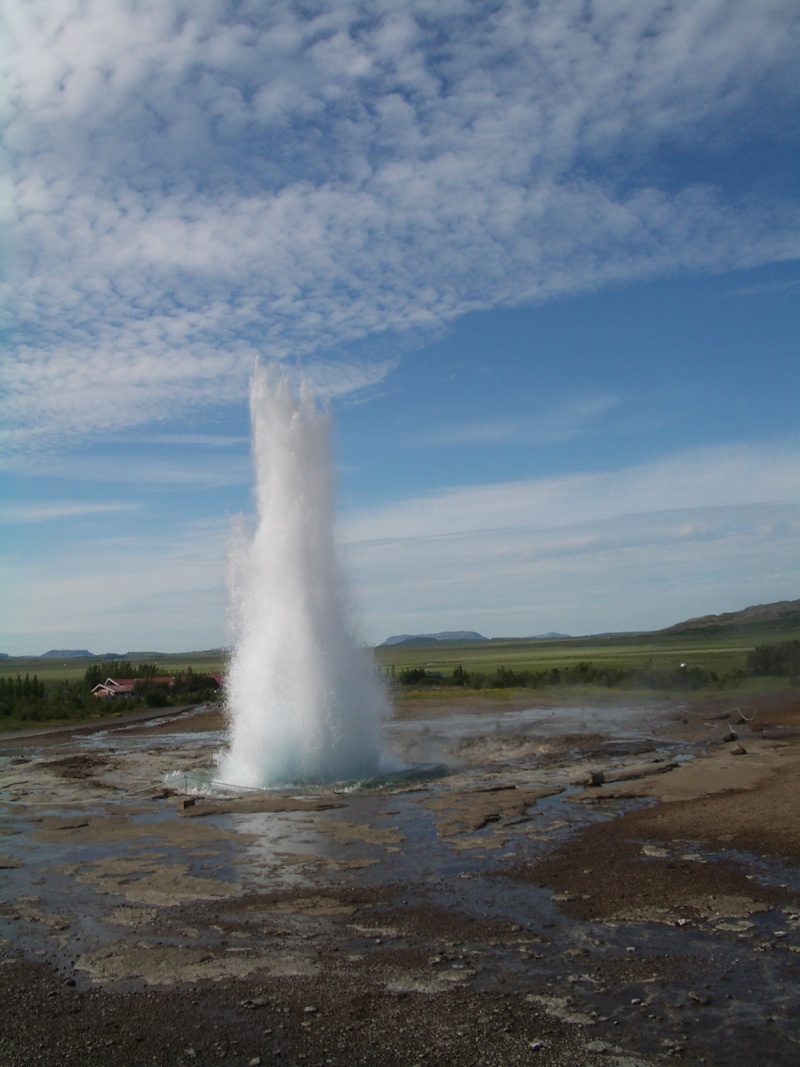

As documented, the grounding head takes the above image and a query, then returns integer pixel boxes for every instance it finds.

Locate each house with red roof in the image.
[91,673,224,699]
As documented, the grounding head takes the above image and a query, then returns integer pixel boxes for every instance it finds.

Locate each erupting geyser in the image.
[215,365,389,788]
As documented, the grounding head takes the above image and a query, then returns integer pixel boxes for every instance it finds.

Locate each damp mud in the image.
[1,690,799,1066]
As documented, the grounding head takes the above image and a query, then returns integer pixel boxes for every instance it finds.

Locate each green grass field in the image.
[372,629,789,679]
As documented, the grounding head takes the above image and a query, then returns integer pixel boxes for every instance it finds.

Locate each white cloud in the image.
[424,394,623,447]
[4,0,798,447]
[339,441,800,639]
[338,442,800,544]
[19,450,251,489]
[114,432,249,448]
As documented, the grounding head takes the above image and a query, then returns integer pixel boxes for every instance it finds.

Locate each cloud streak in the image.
[4,0,799,446]
[339,442,800,544]
[0,501,140,524]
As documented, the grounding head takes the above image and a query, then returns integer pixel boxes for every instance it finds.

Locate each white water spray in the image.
[216,365,389,788]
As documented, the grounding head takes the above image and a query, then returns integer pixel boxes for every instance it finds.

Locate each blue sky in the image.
[2,0,799,655]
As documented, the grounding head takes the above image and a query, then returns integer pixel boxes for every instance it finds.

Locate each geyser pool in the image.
[215,366,389,789]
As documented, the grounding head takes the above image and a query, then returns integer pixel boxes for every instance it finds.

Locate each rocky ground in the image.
[1,691,799,1066]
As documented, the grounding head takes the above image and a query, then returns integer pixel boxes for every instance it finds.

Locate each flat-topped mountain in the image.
[40,649,93,659]
[380,631,488,646]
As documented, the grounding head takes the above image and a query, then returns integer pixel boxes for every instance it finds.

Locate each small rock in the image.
[240,997,268,1009]
[664,1043,686,1057]
[730,744,747,756]
[688,991,711,1005]
[529,1040,545,1051]
[585,770,605,787]
[303,1005,317,1014]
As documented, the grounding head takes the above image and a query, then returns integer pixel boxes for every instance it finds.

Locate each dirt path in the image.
[0,702,213,746]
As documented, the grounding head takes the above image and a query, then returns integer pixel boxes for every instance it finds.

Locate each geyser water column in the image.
[216,365,389,788]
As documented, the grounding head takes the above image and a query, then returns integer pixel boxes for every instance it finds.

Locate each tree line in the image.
[83,661,164,686]
[0,664,222,724]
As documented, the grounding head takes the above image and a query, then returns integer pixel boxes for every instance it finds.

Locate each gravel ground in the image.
[1,691,799,1066]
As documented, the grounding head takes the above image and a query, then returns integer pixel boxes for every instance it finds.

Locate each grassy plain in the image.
[372,626,795,679]
[2,608,798,724]
[0,651,227,687]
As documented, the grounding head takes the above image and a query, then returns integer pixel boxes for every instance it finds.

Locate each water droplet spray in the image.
[216,365,388,788]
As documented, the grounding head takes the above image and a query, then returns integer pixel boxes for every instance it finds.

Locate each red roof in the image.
[92,673,225,697]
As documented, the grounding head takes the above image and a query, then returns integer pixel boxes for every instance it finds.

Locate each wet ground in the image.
[1,692,799,1066]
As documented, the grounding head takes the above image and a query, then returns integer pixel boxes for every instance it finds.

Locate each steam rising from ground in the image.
[216,366,388,788]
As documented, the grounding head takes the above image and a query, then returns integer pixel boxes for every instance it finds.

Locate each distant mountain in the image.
[658,598,800,636]
[40,649,93,659]
[103,652,167,660]
[530,632,572,640]
[380,631,487,646]
[108,649,228,660]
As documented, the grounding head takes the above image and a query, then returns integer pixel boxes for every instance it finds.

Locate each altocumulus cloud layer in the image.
[4,0,800,446]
